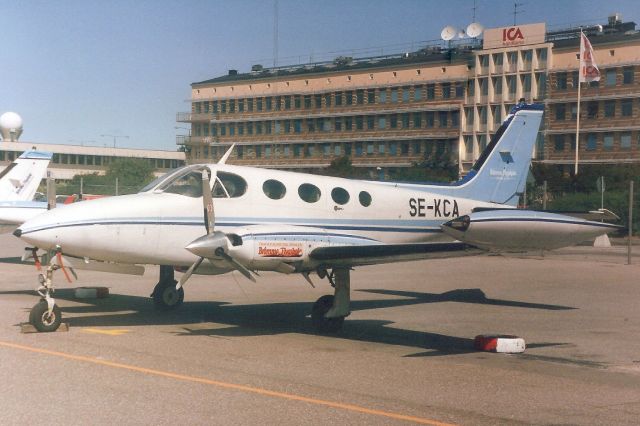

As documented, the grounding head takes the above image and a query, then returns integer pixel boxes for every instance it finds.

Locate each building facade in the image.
[178,16,640,176]
[0,141,185,180]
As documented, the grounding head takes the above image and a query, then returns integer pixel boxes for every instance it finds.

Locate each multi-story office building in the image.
[178,15,640,176]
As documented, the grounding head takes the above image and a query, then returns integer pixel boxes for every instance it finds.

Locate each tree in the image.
[105,158,155,189]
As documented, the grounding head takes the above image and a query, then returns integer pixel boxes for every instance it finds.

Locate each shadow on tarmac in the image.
[2,287,573,358]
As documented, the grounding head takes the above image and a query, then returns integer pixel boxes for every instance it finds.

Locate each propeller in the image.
[176,168,256,290]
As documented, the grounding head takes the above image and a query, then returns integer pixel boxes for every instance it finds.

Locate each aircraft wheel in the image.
[152,280,184,310]
[311,295,344,333]
[29,300,62,332]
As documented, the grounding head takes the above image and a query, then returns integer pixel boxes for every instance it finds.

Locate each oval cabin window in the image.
[331,187,350,205]
[359,191,372,207]
[263,179,286,200]
[298,183,321,203]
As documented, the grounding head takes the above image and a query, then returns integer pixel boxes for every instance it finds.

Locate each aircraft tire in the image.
[29,300,62,332]
[311,295,344,333]
[152,280,184,310]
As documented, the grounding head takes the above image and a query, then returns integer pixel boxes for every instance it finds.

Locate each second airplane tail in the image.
[0,150,53,201]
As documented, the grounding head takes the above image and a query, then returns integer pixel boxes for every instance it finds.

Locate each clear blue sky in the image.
[1,0,638,150]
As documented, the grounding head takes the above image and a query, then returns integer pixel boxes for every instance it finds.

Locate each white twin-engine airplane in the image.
[15,103,621,332]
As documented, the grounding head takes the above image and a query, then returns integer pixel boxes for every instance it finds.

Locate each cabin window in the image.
[331,187,350,205]
[262,179,286,200]
[298,183,321,203]
[212,171,247,198]
[161,168,207,198]
[359,191,372,207]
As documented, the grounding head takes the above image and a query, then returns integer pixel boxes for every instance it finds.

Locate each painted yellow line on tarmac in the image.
[82,328,131,336]
[0,340,455,426]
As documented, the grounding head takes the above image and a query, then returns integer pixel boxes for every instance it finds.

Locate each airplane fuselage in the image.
[17,164,500,270]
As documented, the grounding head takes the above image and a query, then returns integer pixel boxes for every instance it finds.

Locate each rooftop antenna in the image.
[513,1,524,25]
[273,0,279,68]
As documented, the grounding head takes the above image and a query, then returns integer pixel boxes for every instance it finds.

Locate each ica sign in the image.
[483,23,546,49]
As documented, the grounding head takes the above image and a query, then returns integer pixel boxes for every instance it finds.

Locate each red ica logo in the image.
[502,27,524,42]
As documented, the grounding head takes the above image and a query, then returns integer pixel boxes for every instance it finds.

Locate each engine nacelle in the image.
[441,209,622,252]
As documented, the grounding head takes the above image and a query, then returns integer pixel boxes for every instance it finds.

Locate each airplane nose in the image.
[13,228,22,237]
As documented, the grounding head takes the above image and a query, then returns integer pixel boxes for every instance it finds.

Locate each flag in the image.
[579,31,600,82]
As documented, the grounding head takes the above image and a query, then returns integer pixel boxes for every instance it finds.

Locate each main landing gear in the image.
[311,268,351,333]
[151,265,184,310]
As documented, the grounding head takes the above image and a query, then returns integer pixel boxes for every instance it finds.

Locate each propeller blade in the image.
[201,169,214,235]
[216,249,256,283]
[176,257,205,290]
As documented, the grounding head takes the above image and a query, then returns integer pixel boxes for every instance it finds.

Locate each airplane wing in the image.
[309,242,482,267]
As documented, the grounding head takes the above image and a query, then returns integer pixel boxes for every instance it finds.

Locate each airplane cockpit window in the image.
[331,187,350,205]
[212,172,247,198]
[262,179,286,200]
[298,183,321,203]
[138,166,189,193]
[160,168,207,198]
[359,191,372,207]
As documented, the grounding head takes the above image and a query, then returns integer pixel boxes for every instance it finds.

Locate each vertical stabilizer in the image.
[455,103,544,206]
[0,150,53,201]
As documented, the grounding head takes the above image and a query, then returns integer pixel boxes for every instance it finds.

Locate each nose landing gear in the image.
[29,251,71,332]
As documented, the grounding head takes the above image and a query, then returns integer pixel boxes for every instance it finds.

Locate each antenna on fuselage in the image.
[218,143,236,164]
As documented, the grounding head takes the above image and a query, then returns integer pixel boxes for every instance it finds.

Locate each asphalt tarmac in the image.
[0,234,639,425]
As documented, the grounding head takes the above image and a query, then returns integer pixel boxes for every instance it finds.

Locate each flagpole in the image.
[575,30,582,176]
[575,76,581,175]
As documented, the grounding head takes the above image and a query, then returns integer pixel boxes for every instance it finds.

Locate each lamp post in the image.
[100,134,129,148]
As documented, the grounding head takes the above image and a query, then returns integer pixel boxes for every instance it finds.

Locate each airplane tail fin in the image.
[0,150,53,201]
[455,103,544,206]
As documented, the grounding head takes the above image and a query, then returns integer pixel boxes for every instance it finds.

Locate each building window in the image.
[345,91,353,105]
[451,111,459,127]
[355,142,363,156]
[622,99,633,116]
[414,85,423,101]
[284,96,291,109]
[238,99,244,112]
[587,102,598,118]
[413,112,422,128]
[356,90,364,104]
[379,89,387,103]
[367,115,375,130]
[304,95,311,109]
[366,142,374,155]
[605,69,617,86]
[439,111,447,127]
[284,120,291,133]
[604,100,615,118]
[266,97,272,110]
[323,144,330,156]
[442,83,451,99]
[555,104,566,120]
[390,88,398,103]
[335,92,343,106]
[265,122,272,134]
[426,112,434,127]
[413,141,421,154]
[229,124,235,136]
[455,82,464,98]
[293,95,301,109]
[275,96,281,110]
[256,98,262,111]
[378,117,386,129]
[237,123,244,135]
[334,144,341,156]
[621,132,631,149]
[255,146,261,158]
[314,95,322,108]
[334,118,342,132]
[401,113,409,128]
[367,90,375,104]
[355,116,364,130]
[390,115,397,129]
[623,67,634,84]
[256,122,262,134]
[402,87,410,102]
[603,133,614,150]
[554,135,565,152]
[401,143,409,155]
[324,93,332,107]
[556,72,567,90]
[283,145,290,156]
[378,143,385,154]
[294,119,302,133]
[389,142,397,155]
[345,117,353,131]
[426,84,435,100]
